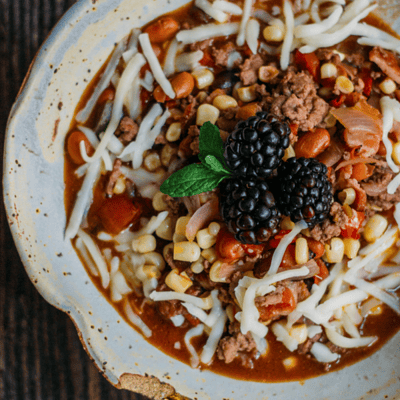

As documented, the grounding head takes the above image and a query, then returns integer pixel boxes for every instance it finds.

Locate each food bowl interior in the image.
[3,0,400,399]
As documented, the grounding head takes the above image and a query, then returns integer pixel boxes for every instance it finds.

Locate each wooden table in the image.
[0,1,147,399]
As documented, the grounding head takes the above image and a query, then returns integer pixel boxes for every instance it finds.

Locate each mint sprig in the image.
[160,122,231,197]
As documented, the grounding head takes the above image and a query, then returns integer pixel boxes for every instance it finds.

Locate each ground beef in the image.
[268,69,329,131]
[316,49,341,64]
[309,202,349,242]
[182,195,201,215]
[217,321,257,365]
[115,116,139,144]
[164,244,190,272]
[190,39,212,51]
[216,107,240,131]
[297,333,322,355]
[164,195,184,217]
[369,47,400,84]
[362,165,394,197]
[367,189,400,211]
[105,159,122,196]
[239,54,264,85]
[212,42,236,67]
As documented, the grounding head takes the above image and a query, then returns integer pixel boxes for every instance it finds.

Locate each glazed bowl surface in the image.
[3,0,400,399]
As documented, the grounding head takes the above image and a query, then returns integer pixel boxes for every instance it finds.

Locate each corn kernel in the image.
[196,91,208,103]
[161,143,178,166]
[191,257,205,274]
[166,122,182,142]
[113,176,126,194]
[324,238,344,263]
[281,216,295,230]
[338,188,356,206]
[196,104,220,126]
[392,142,400,165]
[283,145,295,161]
[237,85,257,103]
[295,238,309,265]
[343,238,360,259]
[318,87,332,98]
[336,75,354,94]
[213,95,238,110]
[208,222,221,236]
[191,68,215,89]
[332,50,345,61]
[289,324,308,344]
[379,78,396,95]
[152,191,168,211]
[155,217,174,241]
[321,63,337,79]
[263,25,284,42]
[201,247,217,263]
[165,268,193,293]
[226,304,235,322]
[142,265,161,279]
[173,233,186,243]
[132,234,157,253]
[174,241,201,262]
[143,252,165,271]
[258,65,279,82]
[175,216,191,236]
[209,260,227,283]
[363,214,388,243]
[163,243,174,259]
[144,152,161,172]
[196,228,216,249]
[324,112,337,128]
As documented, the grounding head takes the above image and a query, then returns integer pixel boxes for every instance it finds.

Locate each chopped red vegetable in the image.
[294,49,320,82]
[341,209,365,239]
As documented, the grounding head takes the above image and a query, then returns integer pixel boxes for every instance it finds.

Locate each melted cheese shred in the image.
[123,299,152,338]
[185,324,204,368]
[237,0,253,46]
[280,0,295,71]
[176,22,240,44]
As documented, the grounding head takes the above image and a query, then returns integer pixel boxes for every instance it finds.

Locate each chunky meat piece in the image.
[309,202,349,242]
[361,165,394,197]
[190,39,212,51]
[164,195,184,217]
[105,159,122,196]
[182,195,201,215]
[217,321,257,364]
[239,54,264,85]
[212,42,235,67]
[269,70,329,131]
[115,116,139,144]
[370,47,400,84]
[316,49,341,64]
[297,332,322,355]
[217,107,240,131]
[157,298,186,319]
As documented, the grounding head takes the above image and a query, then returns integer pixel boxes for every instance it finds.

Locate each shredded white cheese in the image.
[237,0,253,46]
[163,38,180,77]
[213,0,243,15]
[200,311,227,364]
[124,299,152,338]
[195,0,228,22]
[185,324,204,368]
[245,18,260,54]
[325,328,376,348]
[176,22,240,44]
[170,315,185,327]
[176,50,204,72]
[271,321,298,351]
[310,342,339,363]
[150,291,213,310]
[75,237,99,277]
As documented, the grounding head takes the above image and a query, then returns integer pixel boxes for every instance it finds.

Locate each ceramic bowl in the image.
[3,0,400,399]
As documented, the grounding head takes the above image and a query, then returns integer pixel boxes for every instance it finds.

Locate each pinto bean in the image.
[171,72,195,99]
[236,102,260,120]
[144,17,179,43]
[306,237,325,258]
[295,128,331,159]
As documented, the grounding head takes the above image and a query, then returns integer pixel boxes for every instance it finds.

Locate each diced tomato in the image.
[199,51,215,68]
[341,209,365,239]
[294,50,320,82]
[289,123,299,137]
[353,188,367,212]
[351,163,375,181]
[268,230,294,249]
[141,88,152,107]
[216,228,245,263]
[344,92,362,107]
[314,259,329,285]
[359,68,373,97]
[98,87,115,104]
[257,287,296,321]
[98,195,142,235]
[67,131,94,165]
[280,244,297,270]
[165,100,177,109]
[242,243,265,258]
[306,237,325,258]
[330,94,346,107]
[320,77,336,89]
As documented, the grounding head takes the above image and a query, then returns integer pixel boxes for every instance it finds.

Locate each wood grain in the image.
[0,1,149,399]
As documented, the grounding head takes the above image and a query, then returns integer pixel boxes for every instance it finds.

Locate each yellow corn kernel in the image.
[363,214,388,243]
[283,145,295,162]
[191,68,215,89]
[132,234,157,253]
[237,85,257,103]
[201,247,217,263]
[342,203,353,218]
[113,176,126,194]
[143,252,165,271]
[196,228,216,249]
[209,260,227,283]
[175,216,191,236]
[173,233,186,243]
[155,217,174,241]
[197,91,208,103]
[196,104,220,126]
[165,122,182,142]
[336,75,354,94]
[332,50,345,61]
[263,25,284,42]
[324,238,345,263]
[258,65,279,82]
[226,304,235,322]
[191,257,205,274]
[320,63,337,79]
[343,238,360,259]
[295,238,309,265]
[392,142,400,165]
[281,216,295,230]
[289,324,308,344]
[208,222,221,236]
[370,305,383,315]
[283,356,298,370]
[213,95,238,110]
[318,87,332,98]
[201,294,214,310]
[379,78,396,95]
[165,268,193,293]
[338,188,356,206]
[144,152,161,172]
[324,112,337,128]
[174,241,201,262]
[160,143,178,166]
[142,265,161,279]
[152,191,168,212]
[163,243,174,259]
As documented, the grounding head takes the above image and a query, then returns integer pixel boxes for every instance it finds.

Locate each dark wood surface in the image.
[0,1,148,399]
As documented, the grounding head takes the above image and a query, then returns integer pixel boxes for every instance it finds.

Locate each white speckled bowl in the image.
[3,0,400,399]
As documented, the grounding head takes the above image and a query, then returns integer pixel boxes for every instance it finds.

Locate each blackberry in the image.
[224,111,291,179]
[276,157,333,226]
[219,177,282,244]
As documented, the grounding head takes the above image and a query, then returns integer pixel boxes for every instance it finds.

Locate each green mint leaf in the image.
[199,121,225,162]
[160,163,227,197]
[204,155,231,175]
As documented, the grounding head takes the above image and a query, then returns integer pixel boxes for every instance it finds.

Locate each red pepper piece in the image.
[314,259,330,285]
[341,209,365,239]
[294,49,321,82]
